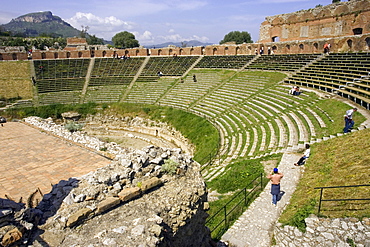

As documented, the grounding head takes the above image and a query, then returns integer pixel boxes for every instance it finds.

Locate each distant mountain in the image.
[144,40,214,49]
[0,11,81,38]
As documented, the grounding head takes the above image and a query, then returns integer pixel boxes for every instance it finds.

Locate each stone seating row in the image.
[38,91,81,105]
[91,57,145,77]
[140,56,199,76]
[34,59,90,80]
[124,77,174,104]
[36,78,85,93]
[83,85,127,103]
[195,55,255,69]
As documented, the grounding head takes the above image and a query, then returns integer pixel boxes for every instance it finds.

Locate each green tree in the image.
[112,31,139,48]
[87,34,104,45]
[220,31,253,45]
[332,0,340,3]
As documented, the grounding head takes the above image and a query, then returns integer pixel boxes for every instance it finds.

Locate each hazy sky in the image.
[0,0,345,46]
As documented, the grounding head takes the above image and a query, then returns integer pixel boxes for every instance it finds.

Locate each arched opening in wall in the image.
[299,44,304,51]
[347,39,353,48]
[158,49,162,56]
[365,37,370,49]
[41,53,46,59]
[12,53,17,60]
[272,46,277,54]
[54,53,58,59]
[224,47,228,55]
[90,50,95,57]
[125,50,129,55]
[102,51,106,57]
[272,36,280,42]
[314,43,318,50]
[179,49,183,55]
[113,51,116,58]
[78,52,83,58]
[236,47,240,55]
[191,48,195,55]
[286,44,290,53]
[169,49,173,55]
[67,52,71,58]
[0,54,3,60]
[201,47,205,55]
[353,28,363,35]
[213,48,217,55]
[136,50,140,56]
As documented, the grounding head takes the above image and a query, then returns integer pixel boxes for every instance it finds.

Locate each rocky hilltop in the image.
[1,11,81,38]
[0,117,211,247]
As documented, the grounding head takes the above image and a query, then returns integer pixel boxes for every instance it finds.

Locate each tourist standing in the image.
[267,168,284,206]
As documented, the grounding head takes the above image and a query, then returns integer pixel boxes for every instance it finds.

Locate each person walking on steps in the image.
[267,168,284,206]
[294,144,311,166]
[343,108,357,133]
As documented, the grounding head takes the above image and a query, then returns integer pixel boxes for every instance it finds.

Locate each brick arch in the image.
[287,15,298,24]
[317,9,331,18]
[102,51,106,57]
[213,47,217,55]
[354,0,370,10]
[54,52,58,59]
[272,16,284,25]
[301,12,314,22]
[78,52,83,58]
[334,5,350,16]
[365,37,370,49]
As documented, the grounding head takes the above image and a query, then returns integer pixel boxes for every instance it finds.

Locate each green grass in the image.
[279,128,370,231]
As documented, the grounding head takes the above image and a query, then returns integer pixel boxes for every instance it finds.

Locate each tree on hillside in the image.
[87,35,104,45]
[112,31,139,48]
[332,0,341,3]
[220,31,252,45]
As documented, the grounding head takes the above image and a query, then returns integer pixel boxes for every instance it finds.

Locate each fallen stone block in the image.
[1,227,23,246]
[118,187,141,202]
[140,177,163,193]
[96,197,121,214]
[66,208,92,227]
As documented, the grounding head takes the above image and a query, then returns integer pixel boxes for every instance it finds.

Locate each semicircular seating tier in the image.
[26,53,370,181]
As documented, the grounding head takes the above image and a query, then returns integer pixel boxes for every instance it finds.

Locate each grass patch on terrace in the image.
[279,128,370,232]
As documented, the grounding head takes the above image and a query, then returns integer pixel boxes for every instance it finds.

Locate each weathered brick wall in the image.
[259,0,370,43]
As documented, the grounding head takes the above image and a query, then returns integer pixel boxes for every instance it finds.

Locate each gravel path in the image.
[221,151,303,247]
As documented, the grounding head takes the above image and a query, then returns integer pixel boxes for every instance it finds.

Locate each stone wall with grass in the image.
[273,215,370,247]
[0,61,33,100]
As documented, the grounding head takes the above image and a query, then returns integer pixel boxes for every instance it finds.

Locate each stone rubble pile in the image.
[0,117,211,246]
[273,214,370,247]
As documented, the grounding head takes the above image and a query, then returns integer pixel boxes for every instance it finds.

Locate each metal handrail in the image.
[206,173,264,235]
[314,184,370,215]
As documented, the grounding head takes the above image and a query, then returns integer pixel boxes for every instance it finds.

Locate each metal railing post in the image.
[318,188,323,215]
[260,173,263,191]
[224,206,227,229]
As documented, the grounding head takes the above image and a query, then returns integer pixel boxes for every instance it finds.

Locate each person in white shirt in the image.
[343,108,357,133]
[294,144,310,166]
